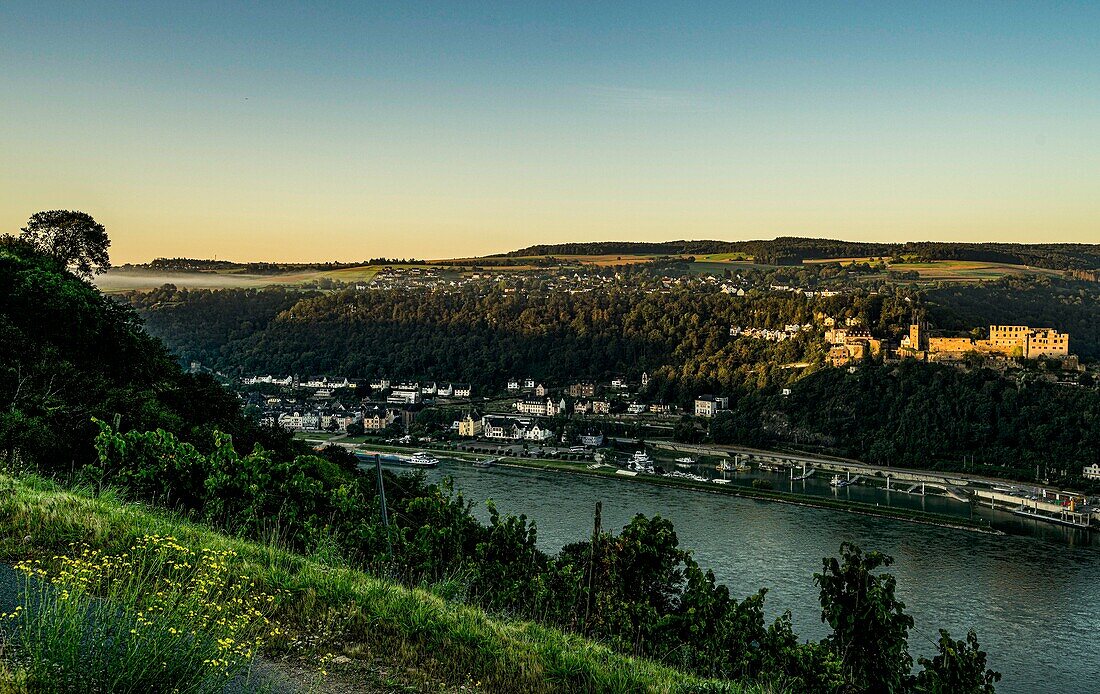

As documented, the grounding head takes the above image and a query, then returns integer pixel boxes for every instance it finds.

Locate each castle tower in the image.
[909,320,927,351]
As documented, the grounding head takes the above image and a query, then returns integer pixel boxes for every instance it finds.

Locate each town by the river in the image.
[383,457,1100,694]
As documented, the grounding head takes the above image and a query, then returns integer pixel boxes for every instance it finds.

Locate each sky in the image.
[1,2,1098,263]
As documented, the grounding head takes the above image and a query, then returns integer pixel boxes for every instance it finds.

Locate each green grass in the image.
[3,537,273,692]
[0,475,758,693]
[884,260,1065,282]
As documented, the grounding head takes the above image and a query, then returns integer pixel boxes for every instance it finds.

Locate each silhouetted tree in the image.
[19,209,110,278]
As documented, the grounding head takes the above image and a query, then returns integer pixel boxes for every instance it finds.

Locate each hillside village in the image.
[239,318,1081,461]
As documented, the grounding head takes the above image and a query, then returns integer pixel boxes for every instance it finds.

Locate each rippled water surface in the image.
[390,460,1100,693]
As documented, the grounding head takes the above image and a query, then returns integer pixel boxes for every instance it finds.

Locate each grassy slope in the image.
[0,474,751,694]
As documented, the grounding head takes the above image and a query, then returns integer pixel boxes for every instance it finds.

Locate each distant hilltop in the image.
[113,238,1100,274]
[495,238,1100,271]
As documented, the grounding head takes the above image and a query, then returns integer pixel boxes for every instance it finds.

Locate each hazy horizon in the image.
[3,2,1098,264]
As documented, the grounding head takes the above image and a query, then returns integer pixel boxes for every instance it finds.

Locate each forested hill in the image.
[497,237,897,263]
[0,240,298,470]
[498,238,1100,270]
[132,283,917,397]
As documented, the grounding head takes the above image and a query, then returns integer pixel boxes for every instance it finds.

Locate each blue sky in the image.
[2,2,1098,261]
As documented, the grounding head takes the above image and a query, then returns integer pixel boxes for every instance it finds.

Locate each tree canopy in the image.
[16,210,111,278]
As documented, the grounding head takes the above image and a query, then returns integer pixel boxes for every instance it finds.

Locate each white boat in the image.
[357,450,440,468]
[675,456,696,465]
[629,451,655,474]
[666,471,707,483]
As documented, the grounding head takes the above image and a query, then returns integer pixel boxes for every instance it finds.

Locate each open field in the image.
[682,260,775,274]
[434,253,668,267]
[96,264,424,292]
[886,260,1066,282]
[95,252,1071,293]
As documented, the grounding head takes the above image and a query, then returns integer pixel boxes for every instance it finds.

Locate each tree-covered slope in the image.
[0,241,295,470]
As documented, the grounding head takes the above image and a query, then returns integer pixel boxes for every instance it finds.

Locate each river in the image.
[386,458,1100,693]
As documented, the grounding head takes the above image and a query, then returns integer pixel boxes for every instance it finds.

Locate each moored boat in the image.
[356,450,440,468]
[629,450,655,474]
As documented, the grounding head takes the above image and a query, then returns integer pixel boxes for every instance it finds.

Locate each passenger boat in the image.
[473,457,498,469]
[356,450,440,468]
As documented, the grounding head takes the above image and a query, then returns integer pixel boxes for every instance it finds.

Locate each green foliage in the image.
[0,475,748,694]
[816,543,915,692]
[771,361,1100,483]
[914,629,1000,694]
[131,280,915,402]
[14,210,110,278]
[0,242,299,473]
[5,537,274,692]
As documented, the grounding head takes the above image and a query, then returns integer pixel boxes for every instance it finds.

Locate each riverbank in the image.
[0,474,749,693]
[344,441,999,534]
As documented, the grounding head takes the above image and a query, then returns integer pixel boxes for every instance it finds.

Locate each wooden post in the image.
[584,501,602,633]
[375,454,393,560]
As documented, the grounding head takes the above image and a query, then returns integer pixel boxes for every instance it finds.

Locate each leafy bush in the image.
[3,536,277,691]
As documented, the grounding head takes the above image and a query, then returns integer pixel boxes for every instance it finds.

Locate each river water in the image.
[389,459,1100,693]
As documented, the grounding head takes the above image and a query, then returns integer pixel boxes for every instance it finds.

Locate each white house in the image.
[437,383,454,397]
[524,424,554,442]
[302,411,321,430]
[694,395,729,418]
[1084,463,1100,481]
[507,379,521,391]
[278,412,305,431]
[387,389,422,405]
[516,399,549,416]
[547,398,568,416]
[453,384,472,397]
[579,433,605,447]
[482,415,536,440]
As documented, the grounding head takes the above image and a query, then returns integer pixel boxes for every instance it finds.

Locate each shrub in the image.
[2,535,278,691]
